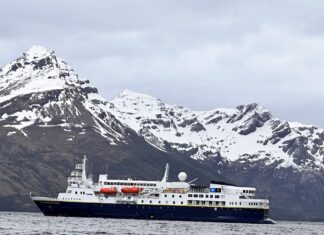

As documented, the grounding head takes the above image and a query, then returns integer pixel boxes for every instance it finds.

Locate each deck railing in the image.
[188,188,210,193]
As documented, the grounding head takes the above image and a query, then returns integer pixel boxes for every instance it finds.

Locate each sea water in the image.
[0,211,323,235]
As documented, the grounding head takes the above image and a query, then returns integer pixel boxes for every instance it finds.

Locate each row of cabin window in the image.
[62,198,81,200]
[67,190,87,195]
[188,200,225,206]
[188,194,220,199]
[141,200,184,205]
[164,194,182,198]
[104,182,156,187]
[229,202,242,205]
[243,190,254,194]
[249,202,259,206]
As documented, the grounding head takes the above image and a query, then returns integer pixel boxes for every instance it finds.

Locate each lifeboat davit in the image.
[100,187,117,194]
[121,187,142,194]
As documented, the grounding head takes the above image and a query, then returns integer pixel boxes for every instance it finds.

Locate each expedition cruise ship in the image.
[31,157,274,224]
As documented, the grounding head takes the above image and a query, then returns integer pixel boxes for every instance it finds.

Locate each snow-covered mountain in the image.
[1,45,324,220]
[0,45,127,144]
[106,90,324,170]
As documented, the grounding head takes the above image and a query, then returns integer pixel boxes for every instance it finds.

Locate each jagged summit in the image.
[24,45,52,59]
[117,89,160,101]
[0,45,86,103]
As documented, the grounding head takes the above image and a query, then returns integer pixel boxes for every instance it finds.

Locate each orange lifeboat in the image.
[121,187,142,194]
[100,187,117,194]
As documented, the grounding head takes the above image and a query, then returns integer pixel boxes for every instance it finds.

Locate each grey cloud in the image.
[1,0,324,127]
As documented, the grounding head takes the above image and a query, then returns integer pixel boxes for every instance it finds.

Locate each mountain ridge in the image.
[106,89,324,171]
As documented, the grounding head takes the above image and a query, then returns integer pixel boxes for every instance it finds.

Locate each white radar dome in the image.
[178,172,187,182]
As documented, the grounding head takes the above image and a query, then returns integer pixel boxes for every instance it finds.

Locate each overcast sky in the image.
[1,0,324,127]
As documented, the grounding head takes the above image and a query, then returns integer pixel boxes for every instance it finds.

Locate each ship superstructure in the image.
[31,157,274,223]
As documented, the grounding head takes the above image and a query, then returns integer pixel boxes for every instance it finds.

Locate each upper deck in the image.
[56,156,269,210]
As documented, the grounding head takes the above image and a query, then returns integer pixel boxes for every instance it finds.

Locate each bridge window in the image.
[199,195,203,198]
[188,194,192,197]
[193,194,198,198]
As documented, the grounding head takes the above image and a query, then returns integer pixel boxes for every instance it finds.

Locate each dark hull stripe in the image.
[33,200,272,224]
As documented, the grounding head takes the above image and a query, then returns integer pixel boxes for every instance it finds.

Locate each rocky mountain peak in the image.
[0,46,87,104]
[24,45,52,60]
[235,103,272,119]
[0,46,105,140]
[117,89,161,103]
[230,103,273,135]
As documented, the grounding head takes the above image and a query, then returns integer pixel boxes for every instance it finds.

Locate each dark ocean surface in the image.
[0,212,323,235]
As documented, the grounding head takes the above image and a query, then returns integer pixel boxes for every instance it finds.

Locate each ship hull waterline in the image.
[32,199,274,224]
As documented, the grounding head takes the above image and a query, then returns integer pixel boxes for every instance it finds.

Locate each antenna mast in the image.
[82,155,87,180]
[162,163,169,182]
